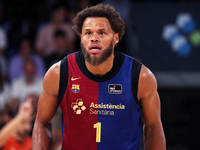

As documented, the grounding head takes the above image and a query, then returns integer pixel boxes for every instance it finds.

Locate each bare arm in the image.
[0,115,22,148]
[0,99,33,148]
[32,62,60,150]
[138,65,166,150]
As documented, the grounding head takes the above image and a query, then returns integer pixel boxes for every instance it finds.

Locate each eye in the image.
[100,32,105,35]
[86,32,91,35]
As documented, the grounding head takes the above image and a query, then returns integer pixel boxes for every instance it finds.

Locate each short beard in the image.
[81,40,114,66]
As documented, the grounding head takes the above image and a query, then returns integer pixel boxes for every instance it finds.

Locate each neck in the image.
[85,53,114,76]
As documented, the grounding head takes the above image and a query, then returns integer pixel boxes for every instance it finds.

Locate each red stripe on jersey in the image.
[60,54,99,150]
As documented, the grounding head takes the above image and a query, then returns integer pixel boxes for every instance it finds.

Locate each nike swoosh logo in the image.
[71,77,81,81]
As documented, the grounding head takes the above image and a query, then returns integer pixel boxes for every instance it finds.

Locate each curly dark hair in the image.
[72,3,125,40]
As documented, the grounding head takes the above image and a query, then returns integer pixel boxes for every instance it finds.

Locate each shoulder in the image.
[138,65,157,99]
[140,65,156,81]
[44,61,60,83]
[43,61,61,96]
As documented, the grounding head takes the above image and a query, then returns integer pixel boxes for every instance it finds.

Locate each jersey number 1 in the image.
[94,122,101,142]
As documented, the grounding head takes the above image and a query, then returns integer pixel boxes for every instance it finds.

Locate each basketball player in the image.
[32,3,166,150]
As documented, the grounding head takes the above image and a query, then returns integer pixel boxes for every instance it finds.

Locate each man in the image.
[32,3,166,150]
[10,60,43,116]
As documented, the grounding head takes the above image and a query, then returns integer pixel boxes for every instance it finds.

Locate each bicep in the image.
[141,92,161,127]
[36,90,59,124]
[35,62,60,124]
[138,65,161,127]
[139,68,166,149]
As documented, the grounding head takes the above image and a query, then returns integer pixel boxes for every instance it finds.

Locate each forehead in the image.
[82,17,112,31]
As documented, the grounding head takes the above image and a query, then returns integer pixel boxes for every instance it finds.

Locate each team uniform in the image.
[58,51,142,150]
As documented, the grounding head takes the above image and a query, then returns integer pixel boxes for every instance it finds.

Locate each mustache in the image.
[88,42,102,48]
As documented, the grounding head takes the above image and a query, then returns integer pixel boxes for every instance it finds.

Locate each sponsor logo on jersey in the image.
[90,102,125,109]
[71,99,125,115]
[71,77,81,81]
[71,84,80,93]
[90,102,125,115]
[71,99,86,114]
[108,84,122,94]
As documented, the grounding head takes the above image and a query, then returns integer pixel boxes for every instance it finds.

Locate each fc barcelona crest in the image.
[71,84,80,93]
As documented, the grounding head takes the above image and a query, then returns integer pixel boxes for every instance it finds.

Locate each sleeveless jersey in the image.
[59,51,142,150]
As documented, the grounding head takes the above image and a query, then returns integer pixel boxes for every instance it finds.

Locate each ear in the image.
[114,33,119,45]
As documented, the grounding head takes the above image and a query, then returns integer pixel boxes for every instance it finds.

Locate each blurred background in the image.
[0,0,200,149]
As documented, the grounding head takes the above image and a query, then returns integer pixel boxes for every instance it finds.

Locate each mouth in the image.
[89,44,102,54]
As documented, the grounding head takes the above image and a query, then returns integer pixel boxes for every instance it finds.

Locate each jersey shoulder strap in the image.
[131,58,142,107]
[58,56,68,105]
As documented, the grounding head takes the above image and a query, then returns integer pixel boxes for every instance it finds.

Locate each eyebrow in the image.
[98,29,106,31]
[83,28,106,31]
[83,29,91,32]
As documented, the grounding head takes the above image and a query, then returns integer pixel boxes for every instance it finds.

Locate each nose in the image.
[91,33,99,42]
